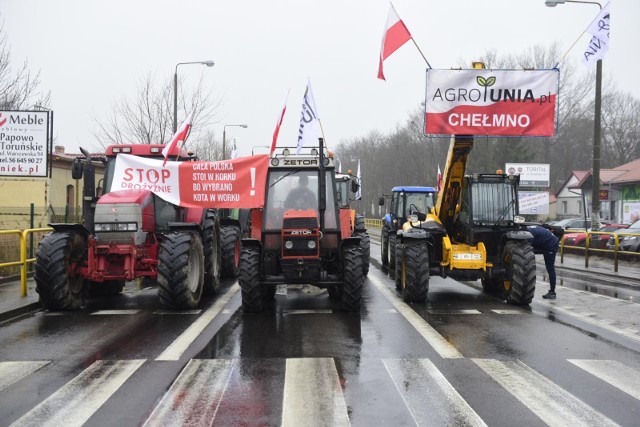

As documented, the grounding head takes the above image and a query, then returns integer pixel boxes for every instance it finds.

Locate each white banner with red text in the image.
[424,69,559,137]
[111,154,269,208]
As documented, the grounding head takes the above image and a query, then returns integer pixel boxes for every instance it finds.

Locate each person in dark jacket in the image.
[527,225,560,299]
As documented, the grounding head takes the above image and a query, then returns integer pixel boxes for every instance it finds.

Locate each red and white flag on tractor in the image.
[377,3,412,80]
[437,164,442,192]
[271,91,289,155]
[162,113,193,166]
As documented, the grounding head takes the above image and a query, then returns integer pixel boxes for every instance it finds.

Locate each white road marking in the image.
[490,309,525,314]
[284,309,333,315]
[143,359,234,427]
[472,359,619,427]
[156,283,239,361]
[536,297,640,344]
[0,361,49,392]
[368,275,463,359]
[427,309,481,315]
[568,359,640,400]
[90,310,140,315]
[11,359,145,427]
[282,358,350,427]
[383,358,487,426]
[152,309,202,315]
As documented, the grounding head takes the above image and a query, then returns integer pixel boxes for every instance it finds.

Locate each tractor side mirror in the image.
[378,196,385,206]
[351,180,359,193]
[71,159,84,180]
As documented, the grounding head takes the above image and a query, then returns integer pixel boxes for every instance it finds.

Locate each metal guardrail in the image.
[559,227,640,272]
[0,228,53,296]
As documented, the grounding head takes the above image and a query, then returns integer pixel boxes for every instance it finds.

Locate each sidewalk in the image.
[0,276,40,322]
[553,252,639,283]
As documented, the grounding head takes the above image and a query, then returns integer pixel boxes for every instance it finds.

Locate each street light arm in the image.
[173,60,215,133]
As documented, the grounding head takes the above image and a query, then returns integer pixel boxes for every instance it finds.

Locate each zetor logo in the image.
[289,229,312,235]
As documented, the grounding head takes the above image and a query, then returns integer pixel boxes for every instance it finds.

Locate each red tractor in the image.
[34,144,223,310]
[239,141,365,312]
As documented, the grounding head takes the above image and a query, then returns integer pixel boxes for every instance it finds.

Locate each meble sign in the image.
[0,110,50,177]
[424,69,559,137]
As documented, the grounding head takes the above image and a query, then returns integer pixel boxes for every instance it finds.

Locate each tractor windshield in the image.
[264,169,337,230]
[470,181,517,225]
[397,192,436,218]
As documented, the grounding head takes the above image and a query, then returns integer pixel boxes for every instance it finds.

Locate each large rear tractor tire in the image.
[342,245,364,312]
[35,231,87,310]
[381,225,390,266]
[157,232,205,309]
[503,241,536,305]
[399,241,429,302]
[220,225,241,278]
[202,210,221,295]
[395,240,404,290]
[388,232,397,271]
[239,245,263,313]
[354,215,370,276]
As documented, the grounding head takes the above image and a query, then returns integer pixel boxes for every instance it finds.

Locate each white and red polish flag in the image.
[377,3,412,81]
[162,113,193,166]
[270,91,289,155]
[437,164,442,192]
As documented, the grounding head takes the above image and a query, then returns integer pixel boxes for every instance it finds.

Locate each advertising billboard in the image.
[0,110,51,177]
[505,163,550,188]
[518,191,550,215]
[424,69,559,137]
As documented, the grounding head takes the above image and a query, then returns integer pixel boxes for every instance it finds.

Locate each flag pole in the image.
[411,38,431,69]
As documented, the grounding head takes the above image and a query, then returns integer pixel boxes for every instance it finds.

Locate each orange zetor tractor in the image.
[334,166,370,275]
[34,144,222,310]
[239,139,365,312]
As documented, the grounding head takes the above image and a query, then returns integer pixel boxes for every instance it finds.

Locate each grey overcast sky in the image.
[3,0,637,157]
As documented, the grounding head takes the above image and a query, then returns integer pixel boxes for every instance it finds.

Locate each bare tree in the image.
[94,71,223,157]
[0,20,50,110]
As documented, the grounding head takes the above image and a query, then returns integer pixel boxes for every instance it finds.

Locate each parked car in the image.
[607,221,640,251]
[563,223,628,248]
[590,224,629,249]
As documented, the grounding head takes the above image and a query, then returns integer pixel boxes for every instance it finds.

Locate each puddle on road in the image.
[558,278,637,302]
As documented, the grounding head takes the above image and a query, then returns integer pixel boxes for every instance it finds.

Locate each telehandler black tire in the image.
[342,245,364,312]
[35,231,87,310]
[239,245,263,313]
[158,232,205,309]
[400,241,429,302]
[503,241,536,305]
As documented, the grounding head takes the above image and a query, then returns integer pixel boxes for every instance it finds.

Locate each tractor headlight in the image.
[407,214,418,223]
[307,240,316,249]
[514,215,525,223]
[94,222,137,232]
[284,240,294,249]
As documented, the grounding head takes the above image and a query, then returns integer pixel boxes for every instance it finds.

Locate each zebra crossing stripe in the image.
[143,359,235,427]
[368,275,463,359]
[0,361,49,392]
[10,359,145,427]
[156,283,240,361]
[383,358,487,426]
[472,359,619,427]
[282,358,350,427]
[568,359,640,400]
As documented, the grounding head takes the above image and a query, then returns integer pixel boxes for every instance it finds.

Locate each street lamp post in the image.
[173,60,215,133]
[223,124,248,159]
[545,0,603,230]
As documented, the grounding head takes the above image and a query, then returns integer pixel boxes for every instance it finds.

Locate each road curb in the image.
[0,302,41,323]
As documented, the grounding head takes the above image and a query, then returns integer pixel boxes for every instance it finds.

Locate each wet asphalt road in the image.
[1,243,639,426]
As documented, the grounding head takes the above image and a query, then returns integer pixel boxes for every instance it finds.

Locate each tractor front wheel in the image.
[381,226,390,266]
[220,225,241,278]
[35,231,87,310]
[158,232,205,309]
[240,244,263,313]
[342,245,364,312]
[202,210,221,295]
